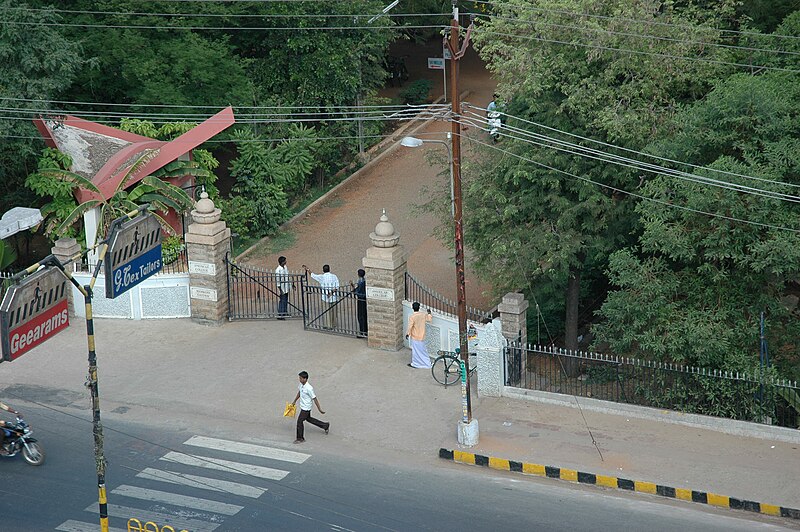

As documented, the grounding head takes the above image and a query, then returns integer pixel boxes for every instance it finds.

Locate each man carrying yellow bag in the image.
[290,370,330,444]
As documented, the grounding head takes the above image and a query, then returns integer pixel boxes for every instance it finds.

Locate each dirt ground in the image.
[240,39,497,311]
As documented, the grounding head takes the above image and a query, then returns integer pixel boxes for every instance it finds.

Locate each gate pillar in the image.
[185,192,231,325]
[498,292,528,345]
[362,211,406,351]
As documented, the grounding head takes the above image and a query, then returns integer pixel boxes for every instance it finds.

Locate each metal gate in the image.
[226,256,305,320]
[225,256,363,338]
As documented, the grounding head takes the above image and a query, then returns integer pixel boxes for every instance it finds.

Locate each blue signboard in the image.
[109,244,162,299]
[104,212,163,299]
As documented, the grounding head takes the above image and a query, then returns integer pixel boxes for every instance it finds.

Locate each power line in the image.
[0,19,444,31]
[462,103,800,190]
[471,0,800,41]
[461,110,800,204]
[470,12,800,57]
[475,28,800,74]
[460,132,800,233]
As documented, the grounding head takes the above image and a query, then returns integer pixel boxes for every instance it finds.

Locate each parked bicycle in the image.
[431,348,476,386]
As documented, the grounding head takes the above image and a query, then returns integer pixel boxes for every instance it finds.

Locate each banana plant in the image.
[37,150,194,246]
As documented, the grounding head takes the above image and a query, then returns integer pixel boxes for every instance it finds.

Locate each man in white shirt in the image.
[275,256,291,319]
[303,264,340,329]
[290,371,329,444]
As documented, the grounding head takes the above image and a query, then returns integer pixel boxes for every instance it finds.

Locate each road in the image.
[1,404,793,532]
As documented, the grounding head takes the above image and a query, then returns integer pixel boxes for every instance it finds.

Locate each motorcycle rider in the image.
[0,401,20,455]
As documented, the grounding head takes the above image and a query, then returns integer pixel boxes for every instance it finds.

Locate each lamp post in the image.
[400,135,454,218]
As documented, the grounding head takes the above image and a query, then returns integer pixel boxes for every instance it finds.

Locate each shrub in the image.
[399,79,433,105]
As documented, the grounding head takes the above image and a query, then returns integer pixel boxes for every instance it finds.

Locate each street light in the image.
[400,135,454,218]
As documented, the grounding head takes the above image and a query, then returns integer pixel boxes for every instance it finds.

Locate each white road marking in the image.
[137,467,266,498]
[111,485,243,515]
[160,451,290,480]
[183,435,310,463]
[56,520,127,532]
[83,503,220,532]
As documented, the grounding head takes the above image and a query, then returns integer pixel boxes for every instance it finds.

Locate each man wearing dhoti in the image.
[406,301,433,368]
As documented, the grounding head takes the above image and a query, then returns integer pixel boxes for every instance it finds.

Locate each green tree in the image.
[0,1,83,214]
[466,0,740,353]
[594,12,800,377]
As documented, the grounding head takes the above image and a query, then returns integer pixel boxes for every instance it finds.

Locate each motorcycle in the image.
[1,417,45,466]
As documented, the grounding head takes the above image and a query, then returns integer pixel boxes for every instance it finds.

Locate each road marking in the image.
[56,520,127,532]
[160,451,290,480]
[184,435,311,463]
[83,503,220,532]
[137,467,266,498]
[111,485,243,515]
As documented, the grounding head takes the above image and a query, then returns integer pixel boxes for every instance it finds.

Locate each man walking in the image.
[275,256,291,319]
[351,269,367,338]
[406,302,433,368]
[291,371,329,444]
[303,264,340,329]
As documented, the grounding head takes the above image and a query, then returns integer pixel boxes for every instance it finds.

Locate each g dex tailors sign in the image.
[104,212,163,299]
[1,267,70,362]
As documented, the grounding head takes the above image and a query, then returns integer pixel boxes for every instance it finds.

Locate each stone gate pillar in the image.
[498,292,528,345]
[185,192,231,325]
[363,210,406,351]
[52,237,81,316]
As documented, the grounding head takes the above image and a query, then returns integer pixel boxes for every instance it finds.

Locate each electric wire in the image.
[458,131,800,234]
[470,12,800,57]
[7,7,450,20]
[474,28,800,74]
[470,0,800,41]
[1,97,448,110]
[460,109,800,203]
[464,103,800,190]
[0,19,445,31]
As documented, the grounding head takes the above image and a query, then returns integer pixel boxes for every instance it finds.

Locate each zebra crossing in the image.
[54,436,310,532]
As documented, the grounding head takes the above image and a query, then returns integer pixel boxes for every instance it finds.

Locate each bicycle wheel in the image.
[432,355,462,386]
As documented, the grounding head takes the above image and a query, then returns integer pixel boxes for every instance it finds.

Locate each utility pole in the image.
[444,1,475,423]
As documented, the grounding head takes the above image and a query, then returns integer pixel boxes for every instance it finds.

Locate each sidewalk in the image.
[1,318,798,516]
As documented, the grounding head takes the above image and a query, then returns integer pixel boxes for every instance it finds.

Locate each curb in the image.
[438,448,800,520]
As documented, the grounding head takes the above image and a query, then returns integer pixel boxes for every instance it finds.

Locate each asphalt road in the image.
[0,404,794,532]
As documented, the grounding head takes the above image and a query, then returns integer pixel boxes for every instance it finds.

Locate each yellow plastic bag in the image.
[283,402,297,418]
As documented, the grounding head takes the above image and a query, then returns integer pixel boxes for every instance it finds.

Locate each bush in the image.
[399,79,433,105]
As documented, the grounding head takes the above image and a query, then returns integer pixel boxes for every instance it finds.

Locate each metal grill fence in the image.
[302,285,365,337]
[226,259,305,320]
[404,272,490,323]
[506,344,800,430]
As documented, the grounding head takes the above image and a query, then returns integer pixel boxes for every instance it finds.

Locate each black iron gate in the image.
[505,342,523,386]
[226,256,305,320]
[225,256,363,338]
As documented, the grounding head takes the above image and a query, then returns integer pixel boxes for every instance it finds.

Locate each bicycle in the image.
[431,349,476,386]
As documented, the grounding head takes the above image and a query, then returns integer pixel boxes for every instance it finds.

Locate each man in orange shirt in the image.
[406,301,433,368]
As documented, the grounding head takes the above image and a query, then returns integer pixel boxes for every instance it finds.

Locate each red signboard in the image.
[1,266,70,362]
[6,299,68,360]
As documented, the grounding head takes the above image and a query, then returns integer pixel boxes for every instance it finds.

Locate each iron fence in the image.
[302,285,364,337]
[404,272,490,323]
[506,344,800,430]
[0,271,13,301]
[82,246,189,275]
[226,259,305,320]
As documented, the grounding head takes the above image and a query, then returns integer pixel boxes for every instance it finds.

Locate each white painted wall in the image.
[69,272,190,319]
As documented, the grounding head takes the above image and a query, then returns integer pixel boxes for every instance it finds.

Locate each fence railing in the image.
[0,270,13,301]
[404,272,491,323]
[506,344,800,430]
[81,246,189,275]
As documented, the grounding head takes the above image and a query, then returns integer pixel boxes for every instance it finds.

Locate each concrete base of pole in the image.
[457,419,479,447]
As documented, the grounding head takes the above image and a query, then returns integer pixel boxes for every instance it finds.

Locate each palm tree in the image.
[37,150,194,245]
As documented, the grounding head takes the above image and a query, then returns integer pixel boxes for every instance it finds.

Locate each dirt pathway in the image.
[241,41,497,311]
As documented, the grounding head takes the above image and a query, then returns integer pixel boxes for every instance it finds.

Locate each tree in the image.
[0,1,83,215]
[465,0,741,355]
[27,151,194,245]
[594,12,800,378]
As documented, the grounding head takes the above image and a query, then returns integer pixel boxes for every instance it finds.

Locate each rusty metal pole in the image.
[448,1,471,422]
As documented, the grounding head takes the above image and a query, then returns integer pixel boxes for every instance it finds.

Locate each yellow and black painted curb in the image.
[439,448,800,520]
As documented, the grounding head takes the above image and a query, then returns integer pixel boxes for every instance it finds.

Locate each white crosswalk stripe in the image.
[56,437,307,532]
[56,521,127,532]
[160,451,291,480]
[83,503,221,532]
[111,484,244,515]
[137,467,267,498]
[184,435,311,463]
